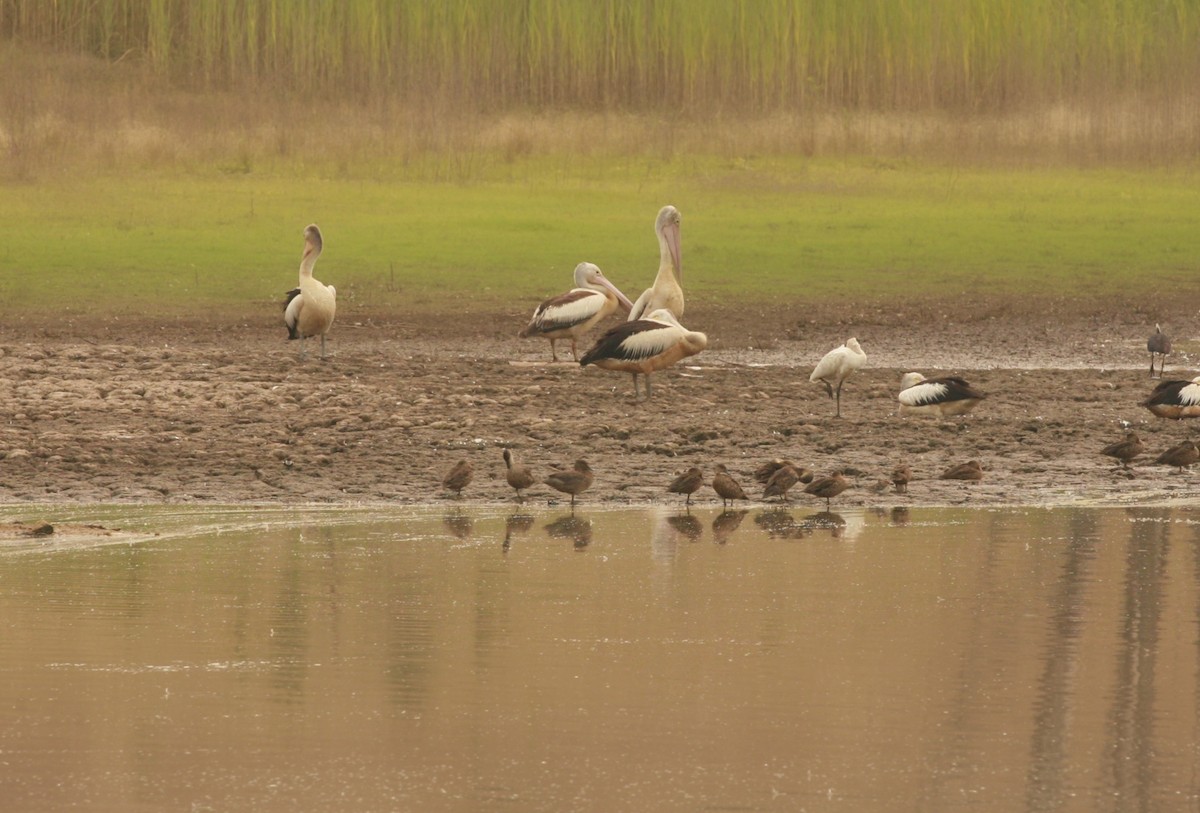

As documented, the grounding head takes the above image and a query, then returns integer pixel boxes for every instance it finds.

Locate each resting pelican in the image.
[810,338,866,417]
[1143,376,1200,419]
[283,224,337,359]
[579,308,707,400]
[628,205,683,321]
[897,373,986,417]
[1147,324,1172,378]
[519,262,633,361]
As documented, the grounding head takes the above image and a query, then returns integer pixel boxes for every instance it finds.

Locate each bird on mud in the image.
[891,464,912,494]
[711,464,748,508]
[579,308,707,400]
[940,460,984,482]
[442,459,474,497]
[897,373,986,417]
[1147,324,1172,379]
[283,224,337,359]
[502,449,536,501]
[810,338,867,417]
[544,459,594,508]
[1142,376,1200,419]
[1153,440,1199,473]
[1100,432,1145,470]
[804,472,851,509]
[763,464,802,502]
[666,466,704,506]
[628,205,684,321]
[518,262,633,361]
[754,459,813,486]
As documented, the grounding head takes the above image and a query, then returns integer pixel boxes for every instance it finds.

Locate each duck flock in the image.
[279,209,1200,510]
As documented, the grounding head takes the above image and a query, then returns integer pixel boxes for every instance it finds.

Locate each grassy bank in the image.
[1,158,1196,321]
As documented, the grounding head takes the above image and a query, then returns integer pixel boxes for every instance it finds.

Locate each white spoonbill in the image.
[519,262,633,361]
[1143,376,1200,419]
[897,373,986,417]
[283,224,337,359]
[810,337,866,417]
[580,308,707,400]
[628,205,684,321]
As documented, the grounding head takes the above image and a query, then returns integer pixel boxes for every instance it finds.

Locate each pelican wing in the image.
[581,318,681,365]
[283,288,303,339]
[1145,379,1200,407]
[899,377,983,406]
[524,289,605,335]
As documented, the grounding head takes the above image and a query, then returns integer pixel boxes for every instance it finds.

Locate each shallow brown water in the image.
[1,504,1199,812]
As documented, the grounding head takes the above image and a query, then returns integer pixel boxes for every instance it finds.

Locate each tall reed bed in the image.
[2,0,1198,113]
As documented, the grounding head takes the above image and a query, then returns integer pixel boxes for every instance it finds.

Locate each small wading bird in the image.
[1147,324,1172,379]
[804,473,851,510]
[502,449,536,501]
[579,309,707,400]
[1100,432,1145,470]
[666,466,704,506]
[754,459,813,486]
[628,205,684,321]
[1143,376,1200,419]
[283,224,337,359]
[518,262,633,361]
[711,464,748,508]
[810,338,867,417]
[544,459,594,508]
[763,464,802,502]
[891,464,912,494]
[897,373,986,417]
[1154,440,1200,473]
[940,460,984,481]
[442,460,473,497]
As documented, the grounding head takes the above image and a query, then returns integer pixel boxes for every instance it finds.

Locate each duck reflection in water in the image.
[755,508,808,540]
[442,510,473,540]
[800,511,847,538]
[502,513,536,552]
[891,506,911,526]
[665,513,704,541]
[711,509,749,544]
[545,514,593,549]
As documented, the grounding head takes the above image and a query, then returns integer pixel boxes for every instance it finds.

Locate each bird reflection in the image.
[711,509,749,544]
[442,510,473,540]
[755,508,808,539]
[503,513,535,552]
[665,513,704,541]
[800,510,846,538]
[891,506,911,526]
[545,514,593,549]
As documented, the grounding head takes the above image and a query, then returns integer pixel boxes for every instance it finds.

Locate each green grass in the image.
[1,157,1197,319]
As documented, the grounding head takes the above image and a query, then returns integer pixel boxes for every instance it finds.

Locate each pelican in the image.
[628,205,683,321]
[544,459,594,507]
[502,449,536,501]
[666,466,704,506]
[1147,324,1172,378]
[810,338,866,417]
[712,464,748,508]
[897,373,986,417]
[579,309,707,400]
[283,224,337,359]
[1143,376,1200,419]
[518,262,633,361]
[1100,432,1144,470]
[442,459,473,497]
[940,460,984,481]
[1155,440,1200,473]
[804,473,850,509]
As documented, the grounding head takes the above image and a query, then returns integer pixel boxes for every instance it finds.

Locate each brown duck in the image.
[891,464,912,494]
[442,459,473,497]
[666,466,704,506]
[940,460,984,481]
[502,448,536,501]
[544,459,594,507]
[804,473,851,509]
[762,464,801,502]
[711,464,748,508]
[1100,432,1144,470]
[1154,440,1199,473]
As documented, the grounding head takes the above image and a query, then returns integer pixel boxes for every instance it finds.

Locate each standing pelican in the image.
[897,373,986,417]
[283,224,337,359]
[1147,324,1172,378]
[810,338,866,417]
[518,262,633,361]
[502,449,536,501]
[1143,376,1200,419]
[580,309,707,400]
[628,205,684,321]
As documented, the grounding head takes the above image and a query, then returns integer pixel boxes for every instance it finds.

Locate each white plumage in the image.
[897,372,986,417]
[283,224,336,359]
[628,205,684,321]
[519,262,633,361]
[1143,376,1200,419]
[809,337,866,417]
[580,308,707,399]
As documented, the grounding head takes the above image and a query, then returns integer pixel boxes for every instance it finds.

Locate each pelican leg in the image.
[630,373,640,400]
[320,334,328,359]
[570,339,578,362]
[645,375,653,399]
[550,339,559,362]
[835,381,843,417]
[300,336,308,360]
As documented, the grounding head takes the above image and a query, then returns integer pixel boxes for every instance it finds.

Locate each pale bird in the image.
[518,262,633,361]
[580,309,707,400]
[897,373,986,417]
[628,205,684,321]
[283,224,337,359]
[1143,376,1200,419]
[810,338,866,417]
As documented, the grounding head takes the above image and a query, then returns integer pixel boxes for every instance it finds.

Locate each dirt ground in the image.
[1,299,1198,509]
